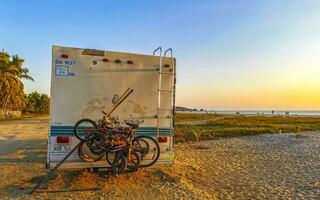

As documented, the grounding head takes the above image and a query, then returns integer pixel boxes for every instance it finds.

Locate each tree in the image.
[39,93,50,114]
[0,50,34,111]
[24,92,50,114]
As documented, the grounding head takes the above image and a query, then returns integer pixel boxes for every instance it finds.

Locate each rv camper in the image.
[48,45,176,170]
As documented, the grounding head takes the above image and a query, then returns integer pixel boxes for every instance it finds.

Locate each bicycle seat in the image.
[123,120,144,129]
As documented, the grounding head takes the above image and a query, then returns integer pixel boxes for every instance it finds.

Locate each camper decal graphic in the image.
[55,65,68,76]
[55,66,75,77]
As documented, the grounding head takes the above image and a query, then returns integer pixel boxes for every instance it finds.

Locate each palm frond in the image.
[20,74,34,81]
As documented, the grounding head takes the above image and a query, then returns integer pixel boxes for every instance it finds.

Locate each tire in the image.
[78,141,105,162]
[74,119,97,141]
[134,136,160,167]
[85,131,106,156]
[106,139,149,167]
[106,151,115,166]
[126,150,141,173]
[133,138,150,155]
[112,151,127,175]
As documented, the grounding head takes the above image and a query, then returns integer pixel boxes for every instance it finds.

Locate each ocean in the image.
[178,110,320,116]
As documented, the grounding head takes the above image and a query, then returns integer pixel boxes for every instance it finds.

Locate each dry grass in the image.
[0,113,48,121]
[175,113,320,143]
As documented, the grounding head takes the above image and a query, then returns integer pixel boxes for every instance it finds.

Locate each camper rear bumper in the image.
[47,159,174,171]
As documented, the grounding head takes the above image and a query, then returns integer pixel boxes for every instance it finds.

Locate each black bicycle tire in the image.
[78,141,105,162]
[106,151,115,166]
[134,136,160,167]
[126,150,141,173]
[106,138,150,166]
[112,151,127,175]
[74,119,97,141]
[133,138,150,155]
[85,131,106,156]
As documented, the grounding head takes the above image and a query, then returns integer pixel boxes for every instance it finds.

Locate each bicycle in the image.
[74,88,160,171]
[75,117,160,169]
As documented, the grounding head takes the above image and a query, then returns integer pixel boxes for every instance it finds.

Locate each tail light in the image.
[57,136,70,143]
[164,64,170,68]
[115,59,121,64]
[102,58,109,62]
[158,137,168,143]
[127,60,134,64]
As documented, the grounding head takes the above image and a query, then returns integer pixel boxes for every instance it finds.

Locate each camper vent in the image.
[82,49,105,56]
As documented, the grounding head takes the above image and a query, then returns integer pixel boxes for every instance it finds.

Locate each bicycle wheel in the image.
[78,141,105,162]
[134,136,160,167]
[107,139,146,166]
[74,119,97,141]
[133,137,149,155]
[126,150,141,173]
[85,131,106,156]
[112,151,127,175]
[106,151,115,166]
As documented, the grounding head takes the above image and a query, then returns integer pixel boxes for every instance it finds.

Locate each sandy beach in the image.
[0,117,319,199]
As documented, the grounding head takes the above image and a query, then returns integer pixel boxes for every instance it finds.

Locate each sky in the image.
[1,0,320,110]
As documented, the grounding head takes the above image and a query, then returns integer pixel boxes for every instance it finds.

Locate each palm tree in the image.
[0,51,34,111]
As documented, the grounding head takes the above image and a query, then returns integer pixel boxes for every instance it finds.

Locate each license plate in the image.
[54,143,71,152]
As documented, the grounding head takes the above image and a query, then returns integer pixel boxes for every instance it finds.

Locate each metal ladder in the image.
[153,47,163,139]
[153,47,176,147]
[163,48,176,149]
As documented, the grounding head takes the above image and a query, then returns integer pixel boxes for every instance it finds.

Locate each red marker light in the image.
[158,137,168,143]
[103,58,109,62]
[61,54,69,59]
[115,59,121,64]
[57,136,70,143]
[127,60,134,64]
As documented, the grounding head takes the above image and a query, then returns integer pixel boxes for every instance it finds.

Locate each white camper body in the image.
[48,46,176,170]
